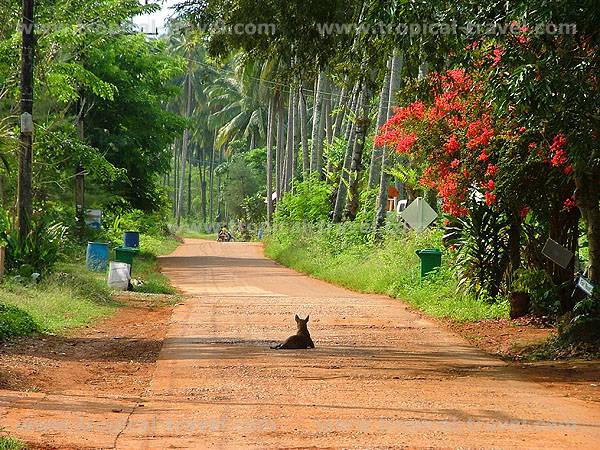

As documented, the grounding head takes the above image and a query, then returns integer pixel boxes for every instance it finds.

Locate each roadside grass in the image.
[0,233,180,340]
[0,434,26,450]
[178,230,217,240]
[0,263,117,337]
[265,224,508,322]
[131,234,179,294]
[171,222,218,240]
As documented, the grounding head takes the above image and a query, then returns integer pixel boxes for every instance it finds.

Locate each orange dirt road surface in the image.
[2,238,600,449]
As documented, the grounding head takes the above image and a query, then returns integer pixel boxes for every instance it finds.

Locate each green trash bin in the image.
[114,247,139,272]
[415,248,442,278]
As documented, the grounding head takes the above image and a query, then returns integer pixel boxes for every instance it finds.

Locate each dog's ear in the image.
[305,315,309,322]
[295,314,300,322]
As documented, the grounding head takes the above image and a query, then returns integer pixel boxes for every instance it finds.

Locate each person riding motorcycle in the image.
[217,226,233,242]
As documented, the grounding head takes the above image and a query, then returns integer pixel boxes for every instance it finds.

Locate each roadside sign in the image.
[576,275,595,296]
[400,197,438,232]
[542,238,573,269]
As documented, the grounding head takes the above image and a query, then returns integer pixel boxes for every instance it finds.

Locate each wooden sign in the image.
[542,238,573,269]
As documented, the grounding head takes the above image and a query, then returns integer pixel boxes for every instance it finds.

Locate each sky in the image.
[133,0,180,35]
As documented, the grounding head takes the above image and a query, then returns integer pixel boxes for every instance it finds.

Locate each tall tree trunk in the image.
[284,88,296,192]
[275,95,284,204]
[209,130,216,223]
[576,170,600,285]
[18,0,35,244]
[367,58,391,189]
[200,153,207,223]
[216,148,223,222]
[176,62,193,228]
[332,79,349,141]
[324,92,333,146]
[333,86,362,223]
[299,86,310,178]
[187,149,192,216]
[343,83,360,142]
[266,95,276,222]
[375,51,403,237]
[323,92,333,175]
[310,70,326,175]
[173,139,179,217]
[344,82,372,220]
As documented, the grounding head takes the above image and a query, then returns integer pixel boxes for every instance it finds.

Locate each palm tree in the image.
[205,55,271,152]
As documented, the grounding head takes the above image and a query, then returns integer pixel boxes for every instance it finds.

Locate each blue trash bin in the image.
[123,231,140,248]
[86,242,109,272]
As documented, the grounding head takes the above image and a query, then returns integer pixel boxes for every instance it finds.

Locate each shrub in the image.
[274,177,332,223]
[0,303,38,341]
[0,209,67,275]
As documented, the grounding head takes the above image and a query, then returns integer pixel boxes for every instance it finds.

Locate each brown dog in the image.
[271,315,315,349]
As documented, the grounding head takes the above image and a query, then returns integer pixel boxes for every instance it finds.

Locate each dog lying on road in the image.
[271,315,315,349]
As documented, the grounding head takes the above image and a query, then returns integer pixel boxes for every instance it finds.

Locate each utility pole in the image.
[18,0,35,245]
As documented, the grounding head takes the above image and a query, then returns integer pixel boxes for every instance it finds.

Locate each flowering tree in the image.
[469,1,600,288]
[377,66,581,301]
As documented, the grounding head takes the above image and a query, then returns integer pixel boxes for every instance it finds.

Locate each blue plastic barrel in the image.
[123,231,140,248]
[86,242,109,272]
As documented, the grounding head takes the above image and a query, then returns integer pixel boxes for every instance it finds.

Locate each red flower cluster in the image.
[376,69,502,217]
[486,164,498,177]
[563,197,576,210]
[492,48,504,66]
[549,134,569,167]
[485,191,497,206]
[444,135,460,154]
[466,117,494,149]
[395,132,417,153]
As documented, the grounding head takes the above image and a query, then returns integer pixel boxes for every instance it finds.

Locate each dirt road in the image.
[2,239,600,448]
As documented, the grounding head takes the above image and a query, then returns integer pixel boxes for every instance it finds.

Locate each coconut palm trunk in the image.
[332,79,349,141]
[176,63,193,227]
[266,95,275,222]
[275,96,285,204]
[374,51,403,237]
[209,130,216,223]
[332,85,362,223]
[367,57,392,189]
[310,70,326,175]
[284,88,296,192]
[298,86,310,178]
[344,82,372,220]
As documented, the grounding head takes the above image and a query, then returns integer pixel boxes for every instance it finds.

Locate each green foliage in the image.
[241,192,267,224]
[130,237,179,295]
[0,210,67,275]
[512,268,561,316]
[100,209,171,244]
[84,34,186,211]
[265,223,508,322]
[446,200,510,300]
[355,187,378,224]
[220,153,263,221]
[0,303,38,341]
[275,178,332,223]
[0,433,26,450]
[0,264,116,336]
[35,120,125,187]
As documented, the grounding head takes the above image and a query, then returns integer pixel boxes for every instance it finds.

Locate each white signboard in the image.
[577,275,595,296]
[400,197,438,232]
